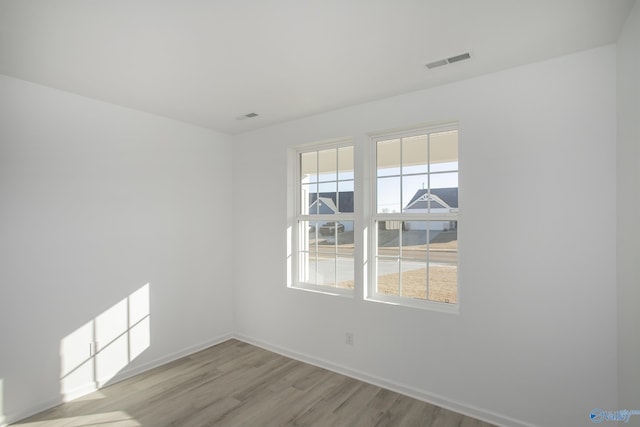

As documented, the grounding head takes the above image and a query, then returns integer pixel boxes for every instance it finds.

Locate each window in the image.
[370,125,458,309]
[293,142,355,294]
[289,123,459,311]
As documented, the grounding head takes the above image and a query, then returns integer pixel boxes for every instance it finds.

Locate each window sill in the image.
[289,283,355,298]
[365,293,459,314]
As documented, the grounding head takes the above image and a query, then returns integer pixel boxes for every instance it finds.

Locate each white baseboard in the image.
[2,332,233,427]
[233,333,534,427]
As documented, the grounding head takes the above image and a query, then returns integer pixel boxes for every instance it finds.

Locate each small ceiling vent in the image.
[425,52,472,69]
[236,112,259,120]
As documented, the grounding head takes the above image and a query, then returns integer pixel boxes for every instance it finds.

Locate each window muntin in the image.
[372,127,458,306]
[295,143,354,293]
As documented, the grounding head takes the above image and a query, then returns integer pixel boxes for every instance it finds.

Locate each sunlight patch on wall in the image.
[0,378,5,426]
[128,284,150,361]
[60,283,151,401]
[60,321,94,399]
[362,225,368,297]
[286,226,292,287]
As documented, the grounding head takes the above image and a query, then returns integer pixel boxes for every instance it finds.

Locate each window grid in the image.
[290,124,457,312]
[294,142,354,292]
[371,125,458,307]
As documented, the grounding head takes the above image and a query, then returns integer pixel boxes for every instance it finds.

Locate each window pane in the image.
[428,186,458,213]
[309,220,321,237]
[401,225,427,261]
[402,134,428,175]
[337,221,354,256]
[400,261,427,299]
[376,258,400,296]
[428,221,458,303]
[317,181,337,192]
[430,161,459,174]
[300,151,318,183]
[429,130,458,172]
[429,172,458,190]
[295,143,355,292]
[402,174,428,212]
[317,221,343,242]
[298,252,317,285]
[317,257,336,286]
[428,221,458,258]
[377,176,401,213]
[318,148,337,182]
[337,180,354,213]
[428,264,456,303]
[336,256,354,289]
[302,183,318,214]
[377,139,400,176]
[314,192,338,215]
[299,220,318,252]
[298,219,354,289]
[377,222,400,258]
[338,146,354,181]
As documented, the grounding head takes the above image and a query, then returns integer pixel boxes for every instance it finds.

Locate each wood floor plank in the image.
[394,400,440,427]
[259,373,349,426]
[13,339,496,427]
[290,376,363,426]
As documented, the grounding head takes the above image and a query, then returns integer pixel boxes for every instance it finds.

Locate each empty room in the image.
[1,1,638,426]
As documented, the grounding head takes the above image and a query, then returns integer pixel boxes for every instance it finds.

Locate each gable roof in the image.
[307,189,457,212]
[405,194,449,210]
[309,197,338,214]
[405,188,458,210]
[309,192,354,213]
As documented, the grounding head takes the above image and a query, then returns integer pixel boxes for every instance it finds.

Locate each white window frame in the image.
[290,139,355,296]
[367,123,459,313]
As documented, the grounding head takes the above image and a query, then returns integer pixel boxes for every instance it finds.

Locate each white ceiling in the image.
[0,0,634,135]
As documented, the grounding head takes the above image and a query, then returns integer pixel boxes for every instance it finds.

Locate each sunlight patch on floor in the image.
[13,411,141,427]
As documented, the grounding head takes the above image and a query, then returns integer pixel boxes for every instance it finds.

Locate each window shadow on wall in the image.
[9,284,151,426]
[59,283,151,401]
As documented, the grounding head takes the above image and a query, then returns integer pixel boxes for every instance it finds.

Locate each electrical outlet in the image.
[345,332,354,345]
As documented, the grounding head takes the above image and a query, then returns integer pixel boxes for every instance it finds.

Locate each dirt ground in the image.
[377,266,457,303]
[337,266,457,304]
[314,229,458,304]
[376,236,457,303]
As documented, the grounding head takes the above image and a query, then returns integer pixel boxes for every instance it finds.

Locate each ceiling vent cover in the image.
[236,112,259,120]
[425,52,472,69]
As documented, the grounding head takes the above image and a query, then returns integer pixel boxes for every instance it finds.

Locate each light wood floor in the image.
[14,339,496,427]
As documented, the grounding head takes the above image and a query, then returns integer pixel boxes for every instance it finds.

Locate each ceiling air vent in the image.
[236,112,259,120]
[425,52,472,69]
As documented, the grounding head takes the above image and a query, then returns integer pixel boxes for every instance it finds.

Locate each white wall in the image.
[0,75,234,424]
[617,0,640,412]
[232,46,618,427]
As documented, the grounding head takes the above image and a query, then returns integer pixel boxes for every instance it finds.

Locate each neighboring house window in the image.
[370,125,458,309]
[293,142,354,293]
